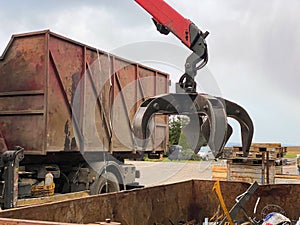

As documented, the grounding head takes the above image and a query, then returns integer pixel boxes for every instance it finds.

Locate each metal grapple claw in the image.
[132,93,228,157]
[132,93,254,159]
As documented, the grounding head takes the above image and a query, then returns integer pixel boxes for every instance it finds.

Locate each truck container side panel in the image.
[70,68,85,151]
[0,36,45,92]
[89,52,112,133]
[138,67,157,151]
[83,62,109,152]
[0,95,44,112]
[0,94,44,152]
[155,73,169,151]
[156,73,169,95]
[0,30,169,155]
[83,51,111,152]
[47,58,76,151]
[135,65,145,112]
[0,34,46,154]
[138,67,156,98]
[108,58,170,152]
[155,125,167,150]
[138,67,169,151]
[101,55,114,152]
[114,59,138,122]
[0,116,44,152]
[112,61,138,151]
[48,36,84,103]
[47,36,84,151]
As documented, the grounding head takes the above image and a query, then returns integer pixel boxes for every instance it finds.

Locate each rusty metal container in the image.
[0,30,169,155]
[0,180,299,225]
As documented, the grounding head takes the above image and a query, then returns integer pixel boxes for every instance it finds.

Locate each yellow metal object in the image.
[212,181,234,225]
[210,207,224,222]
[17,191,89,207]
[31,182,55,197]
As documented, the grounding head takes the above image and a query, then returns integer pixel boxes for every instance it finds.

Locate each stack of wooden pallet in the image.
[225,143,286,160]
[213,143,286,183]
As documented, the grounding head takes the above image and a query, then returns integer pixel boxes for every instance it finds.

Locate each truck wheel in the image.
[90,172,120,194]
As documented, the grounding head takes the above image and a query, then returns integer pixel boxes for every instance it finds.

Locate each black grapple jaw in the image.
[220,99,254,157]
[132,93,253,158]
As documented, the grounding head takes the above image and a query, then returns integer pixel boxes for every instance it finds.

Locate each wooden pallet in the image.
[228,157,275,165]
[212,166,227,180]
[230,151,278,160]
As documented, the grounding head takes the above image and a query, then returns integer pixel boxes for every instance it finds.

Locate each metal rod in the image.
[266,151,269,184]
[261,151,265,184]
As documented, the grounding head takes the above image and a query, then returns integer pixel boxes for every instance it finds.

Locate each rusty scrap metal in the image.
[182,220,197,225]
[210,205,224,223]
[261,204,287,219]
[212,181,259,225]
[219,181,259,225]
[172,219,199,225]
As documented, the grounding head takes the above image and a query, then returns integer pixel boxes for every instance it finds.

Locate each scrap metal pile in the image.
[166,181,295,225]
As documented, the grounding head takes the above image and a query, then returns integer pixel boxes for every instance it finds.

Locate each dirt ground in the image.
[131,159,300,186]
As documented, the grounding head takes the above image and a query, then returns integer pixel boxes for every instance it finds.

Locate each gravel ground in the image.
[130,160,300,187]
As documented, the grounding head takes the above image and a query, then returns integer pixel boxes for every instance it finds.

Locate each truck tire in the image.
[90,172,120,194]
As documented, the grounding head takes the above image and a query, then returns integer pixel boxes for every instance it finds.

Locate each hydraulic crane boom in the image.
[135,0,208,51]
[132,0,254,158]
[135,0,209,93]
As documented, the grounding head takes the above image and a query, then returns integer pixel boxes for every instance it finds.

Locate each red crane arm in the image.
[135,0,209,92]
[135,0,192,47]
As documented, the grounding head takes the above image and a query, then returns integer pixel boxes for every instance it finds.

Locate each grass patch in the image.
[284,152,299,158]
[144,157,202,162]
[144,157,171,162]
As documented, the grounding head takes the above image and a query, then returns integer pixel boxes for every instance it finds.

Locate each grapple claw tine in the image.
[194,95,228,157]
[226,124,233,143]
[132,94,194,149]
[132,93,229,158]
[222,99,254,157]
[132,94,192,138]
[200,118,210,145]
[182,115,206,153]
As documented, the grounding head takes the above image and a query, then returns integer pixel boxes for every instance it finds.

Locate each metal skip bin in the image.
[0,180,299,225]
[0,30,169,155]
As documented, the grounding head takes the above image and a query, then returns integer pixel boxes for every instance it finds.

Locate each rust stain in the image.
[0,180,298,224]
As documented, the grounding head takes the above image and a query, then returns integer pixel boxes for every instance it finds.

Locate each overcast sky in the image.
[1,0,300,145]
